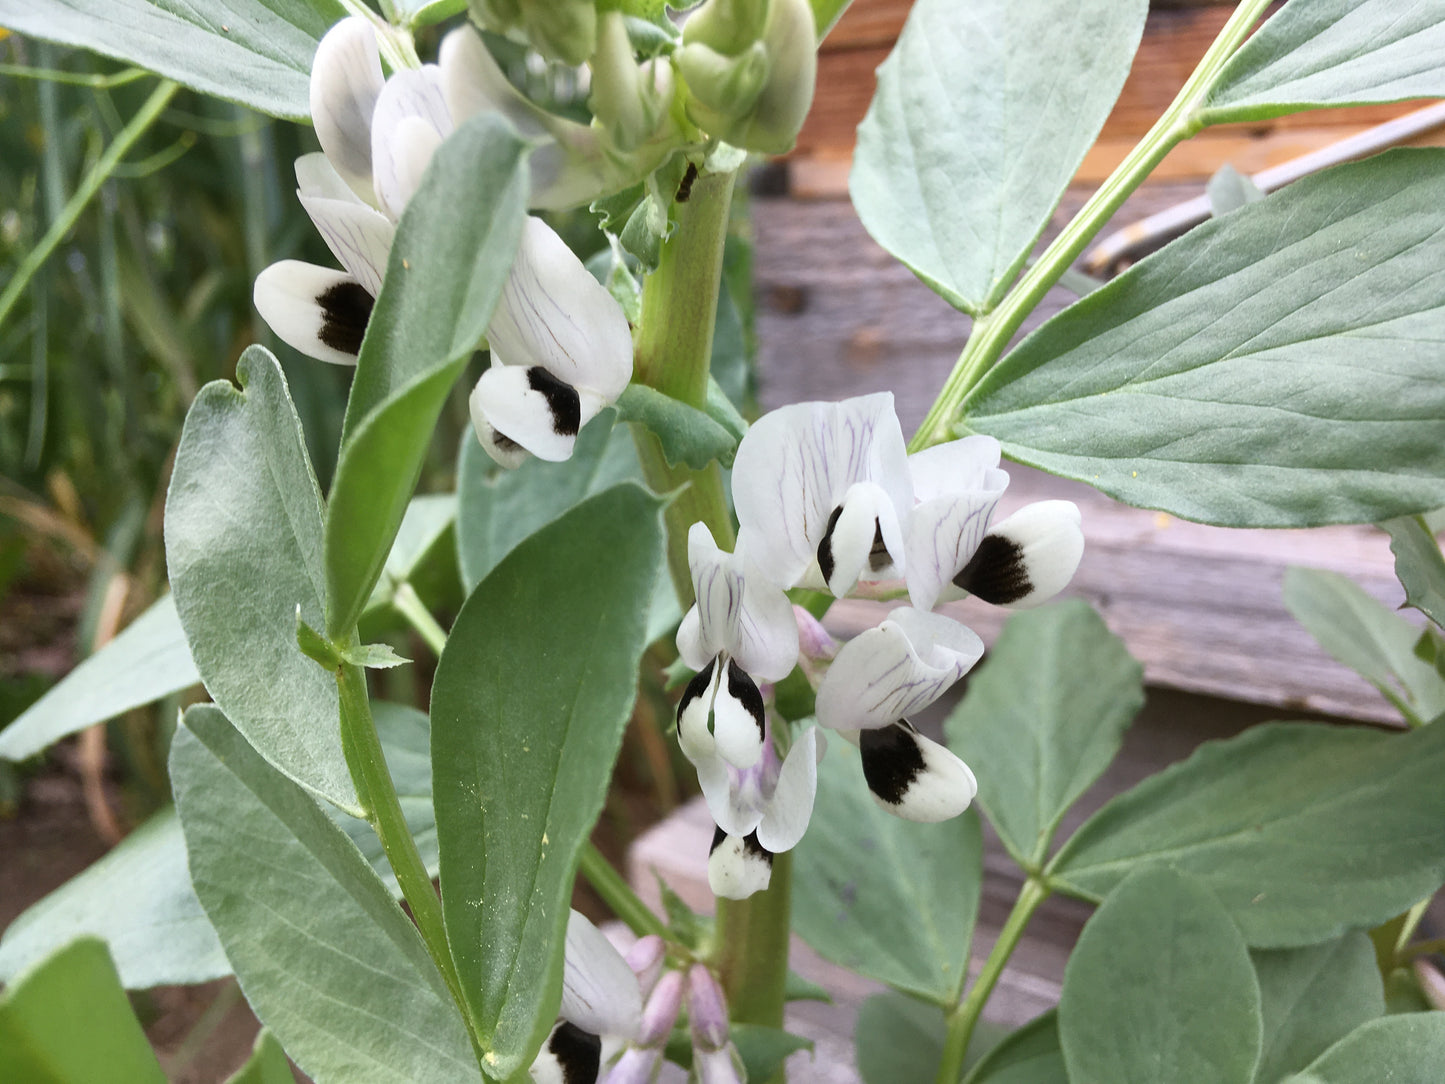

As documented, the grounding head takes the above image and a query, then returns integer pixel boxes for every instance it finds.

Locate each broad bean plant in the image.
[3,1,1445,1082]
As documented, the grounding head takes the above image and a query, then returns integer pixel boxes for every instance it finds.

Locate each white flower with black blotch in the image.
[707,827,776,901]
[530,911,643,1084]
[675,523,799,772]
[731,393,913,598]
[467,216,634,469]
[904,435,1084,613]
[815,607,981,823]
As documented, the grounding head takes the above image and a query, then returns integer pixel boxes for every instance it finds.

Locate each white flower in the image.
[707,828,776,900]
[732,393,912,597]
[815,607,981,823]
[904,436,1084,612]
[467,216,634,468]
[693,721,820,854]
[530,911,643,1084]
[675,523,798,771]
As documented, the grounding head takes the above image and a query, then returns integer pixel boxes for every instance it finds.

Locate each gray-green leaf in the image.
[962,1011,1067,1084]
[1204,0,1445,125]
[0,0,345,121]
[1282,566,1445,726]
[855,993,947,1084]
[1050,720,1445,947]
[961,149,1445,528]
[944,600,1143,869]
[172,705,479,1083]
[324,114,528,637]
[226,1030,293,1084]
[850,0,1147,314]
[1383,515,1445,630]
[793,741,982,1005]
[1059,867,1262,1084]
[1279,1015,1445,1084]
[430,484,665,1077]
[614,383,739,470]
[165,346,354,813]
[0,594,197,762]
[1252,933,1384,1084]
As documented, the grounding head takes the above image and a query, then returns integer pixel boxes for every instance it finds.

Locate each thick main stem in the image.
[714,851,793,1031]
[909,0,1274,453]
[335,662,479,1060]
[934,878,1051,1084]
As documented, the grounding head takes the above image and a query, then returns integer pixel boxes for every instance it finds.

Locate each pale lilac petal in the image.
[488,217,634,400]
[732,394,910,589]
[814,608,983,731]
[954,500,1084,609]
[253,260,370,366]
[694,748,766,839]
[695,1045,745,1084]
[755,726,818,853]
[707,829,772,900]
[907,435,1003,502]
[310,17,384,206]
[687,965,730,1051]
[561,909,642,1041]
[370,65,451,221]
[605,1046,661,1084]
[625,936,666,1000]
[860,722,977,823]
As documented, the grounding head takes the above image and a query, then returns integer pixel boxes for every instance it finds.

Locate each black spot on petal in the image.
[549,1021,601,1084]
[816,506,844,587]
[725,659,766,741]
[859,722,926,808]
[490,428,522,454]
[677,658,717,739]
[867,520,891,572]
[316,280,374,357]
[710,824,727,855]
[742,830,775,866]
[526,366,582,436]
[953,534,1032,605]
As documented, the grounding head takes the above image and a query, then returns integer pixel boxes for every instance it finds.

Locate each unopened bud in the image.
[793,605,837,661]
[523,0,597,66]
[604,1046,663,1084]
[624,934,666,998]
[686,964,730,1052]
[695,1044,745,1084]
[684,0,770,54]
[591,11,675,153]
[639,968,686,1046]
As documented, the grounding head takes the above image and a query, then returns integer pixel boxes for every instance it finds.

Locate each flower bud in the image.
[686,964,730,1052]
[523,0,597,66]
[605,1046,663,1084]
[793,605,838,662]
[624,934,666,998]
[591,11,675,153]
[679,0,816,155]
[638,969,686,1046]
[695,1045,745,1084]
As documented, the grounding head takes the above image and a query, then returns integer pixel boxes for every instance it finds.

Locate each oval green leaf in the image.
[962,149,1445,528]
[165,346,355,813]
[430,483,666,1077]
[962,1011,1067,1084]
[1280,1015,1445,1084]
[850,0,1147,314]
[1059,867,1262,1084]
[1050,720,1445,947]
[793,741,982,1005]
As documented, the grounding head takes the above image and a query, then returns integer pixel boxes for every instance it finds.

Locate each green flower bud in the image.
[522,0,597,66]
[677,0,816,155]
[590,10,676,153]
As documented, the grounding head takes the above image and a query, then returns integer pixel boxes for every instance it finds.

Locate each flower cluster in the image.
[531,913,743,1084]
[678,393,1085,898]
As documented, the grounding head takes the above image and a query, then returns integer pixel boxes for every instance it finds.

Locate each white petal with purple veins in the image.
[488,217,634,401]
[907,435,1003,502]
[560,910,642,1041]
[814,607,983,731]
[678,525,798,681]
[439,25,549,138]
[296,189,395,297]
[733,394,911,590]
[253,260,371,366]
[310,17,385,206]
[370,65,452,221]
[955,500,1083,609]
[905,487,1007,612]
[755,726,819,852]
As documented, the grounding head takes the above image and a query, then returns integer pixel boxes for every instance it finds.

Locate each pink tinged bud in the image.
[687,964,730,1052]
[793,605,837,661]
[695,1044,745,1084]
[638,969,686,1047]
[604,1045,663,1084]
[625,934,666,998]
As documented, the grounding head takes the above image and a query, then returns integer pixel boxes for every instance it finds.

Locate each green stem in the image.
[0,78,179,336]
[579,842,668,940]
[935,877,1050,1084]
[908,0,1273,453]
[1401,938,1445,963]
[335,661,479,1060]
[392,581,449,658]
[714,851,793,1031]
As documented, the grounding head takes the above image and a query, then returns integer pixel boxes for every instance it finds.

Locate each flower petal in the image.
[814,480,906,597]
[906,435,1003,502]
[295,151,363,203]
[732,394,910,589]
[370,65,452,221]
[530,1020,602,1084]
[253,260,372,366]
[755,726,818,853]
[687,964,730,1051]
[310,17,385,206]
[712,659,766,770]
[439,25,549,138]
[904,487,1007,613]
[694,747,765,839]
[859,721,977,823]
[675,657,720,762]
[471,415,530,470]
[488,217,633,400]
[683,521,743,667]
[695,1045,746,1084]
[469,363,605,463]
[604,1046,661,1084]
[814,607,983,731]
[561,910,642,1040]
[295,183,395,297]
[707,828,773,900]
[953,500,1083,608]
[680,524,799,682]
